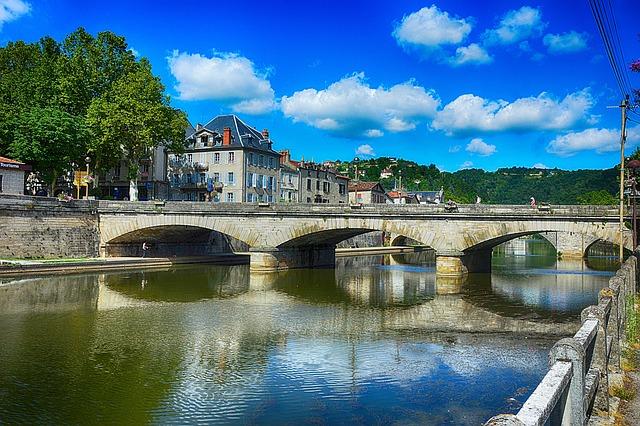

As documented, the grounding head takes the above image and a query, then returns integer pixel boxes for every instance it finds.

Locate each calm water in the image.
[0,239,618,424]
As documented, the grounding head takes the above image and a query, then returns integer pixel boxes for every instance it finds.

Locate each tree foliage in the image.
[10,107,89,191]
[0,28,186,197]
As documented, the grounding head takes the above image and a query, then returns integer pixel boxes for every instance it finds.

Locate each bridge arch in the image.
[99,214,256,257]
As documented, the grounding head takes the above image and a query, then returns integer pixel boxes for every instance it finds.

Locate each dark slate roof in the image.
[184,122,195,138]
[186,114,277,154]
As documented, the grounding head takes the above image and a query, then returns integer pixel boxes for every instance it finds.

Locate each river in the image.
[0,238,618,424]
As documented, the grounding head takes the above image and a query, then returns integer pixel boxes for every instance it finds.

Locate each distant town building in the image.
[349,181,389,204]
[167,115,280,202]
[410,188,444,204]
[0,156,30,195]
[279,150,300,202]
[298,161,349,203]
[388,190,419,204]
[379,168,393,179]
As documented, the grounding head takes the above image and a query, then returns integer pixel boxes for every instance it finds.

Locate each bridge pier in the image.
[249,245,336,272]
[436,249,492,277]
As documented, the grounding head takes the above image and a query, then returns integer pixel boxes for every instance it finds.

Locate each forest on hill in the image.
[333,157,619,205]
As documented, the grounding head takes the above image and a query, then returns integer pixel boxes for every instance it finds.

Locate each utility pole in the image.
[618,96,629,261]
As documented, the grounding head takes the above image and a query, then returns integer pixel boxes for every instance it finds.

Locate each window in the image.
[228,172,234,184]
[257,174,263,189]
[114,164,121,178]
[307,179,311,190]
[0,175,2,192]
[268,176,274,191]
[316,180,320,190]
[252,173,257,187]
[199,173,206,184]
[226,192,234,202]
[247,193,253,202]
[214,153,220,164]
[306,197,311,203]
[186,173,193,184]
[323,182,330,193]
[213,172,220,182]
[187,154,193,163]
[200,136,207,145]
[339,184,346,195]
[228,152,235,163]
[172,173,179,185]
[288,175,293,185]
[259,155,264,166]
[269,157,274,168]
[247,172,253,187]
[248,153,253,165]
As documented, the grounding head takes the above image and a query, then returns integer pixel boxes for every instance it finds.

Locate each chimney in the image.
[223,127,231,146]
[261,128,269,140]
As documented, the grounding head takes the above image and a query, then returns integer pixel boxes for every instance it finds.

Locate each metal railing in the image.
[486,253,637,425]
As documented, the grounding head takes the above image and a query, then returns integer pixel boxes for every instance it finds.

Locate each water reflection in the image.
[0,241,618,425]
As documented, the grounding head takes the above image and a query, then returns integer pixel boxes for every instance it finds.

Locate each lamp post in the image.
[85,156,91,199]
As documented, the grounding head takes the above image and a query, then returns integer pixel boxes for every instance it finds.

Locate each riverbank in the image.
[0,246,426,277]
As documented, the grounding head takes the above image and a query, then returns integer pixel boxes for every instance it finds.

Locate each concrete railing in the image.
[486,253,637,426]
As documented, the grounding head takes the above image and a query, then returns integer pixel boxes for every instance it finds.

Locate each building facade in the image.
[298,162,349,204]
[99,144,169,200]
[348,181,389,204]
[0,156,30,195]
[279,150,299,202]
[167,115,280,203]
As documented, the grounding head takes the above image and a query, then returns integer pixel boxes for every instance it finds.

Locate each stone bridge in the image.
[96,201,632,276]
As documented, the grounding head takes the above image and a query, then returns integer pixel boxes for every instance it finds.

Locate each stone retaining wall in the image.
[0,195,99,259]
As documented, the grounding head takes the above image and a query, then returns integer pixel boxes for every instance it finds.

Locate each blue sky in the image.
[1,0,639,171]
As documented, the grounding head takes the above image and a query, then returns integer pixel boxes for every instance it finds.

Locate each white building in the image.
[0,156,29,195]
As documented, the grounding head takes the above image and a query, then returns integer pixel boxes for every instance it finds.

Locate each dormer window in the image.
[199,135,208,145]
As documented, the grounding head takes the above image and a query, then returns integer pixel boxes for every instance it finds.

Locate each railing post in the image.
[603,285,621,370]
[549,338,586,426]
[581,305,609,412]
[484,414,525,425]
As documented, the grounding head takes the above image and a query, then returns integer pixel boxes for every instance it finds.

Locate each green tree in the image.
[9,107,89,193]
[87,60,187,200]
[577,190,617,205]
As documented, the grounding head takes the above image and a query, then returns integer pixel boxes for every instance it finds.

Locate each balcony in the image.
[194,162,209,171]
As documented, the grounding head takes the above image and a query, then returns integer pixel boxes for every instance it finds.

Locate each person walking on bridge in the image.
[142,242,150,258]
[530,197,536,208]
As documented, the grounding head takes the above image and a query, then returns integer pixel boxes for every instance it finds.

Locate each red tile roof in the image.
[348,181,380,192]
[0,156,24,165]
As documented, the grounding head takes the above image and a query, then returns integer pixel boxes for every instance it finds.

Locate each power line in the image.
[589,0,634,98]
[603,0,633,94]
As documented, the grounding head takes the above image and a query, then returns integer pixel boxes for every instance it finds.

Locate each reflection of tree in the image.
[104,264,250,302]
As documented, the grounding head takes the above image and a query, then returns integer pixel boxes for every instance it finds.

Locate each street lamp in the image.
[627,159,640,249]
[85,156,91,199]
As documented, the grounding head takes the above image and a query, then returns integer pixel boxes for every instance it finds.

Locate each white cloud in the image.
[449,43,493,66]
[168,50,275,114]
[460,160,474,169]
[393,5,473,48]
[532,163,549,169]
[356,144,376,156]
[129,47,140,58]
[432,89,595,135]
[466,138,496,156]
[281,72,440,139]
[543,31,588,54]
[0,0,30,29]
[484,6,546,45]
[448,145,461,153]
[546,127,640,157]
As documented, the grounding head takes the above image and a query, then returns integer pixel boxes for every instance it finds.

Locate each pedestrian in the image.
[142,242,149,258]
[530,197,536,208]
